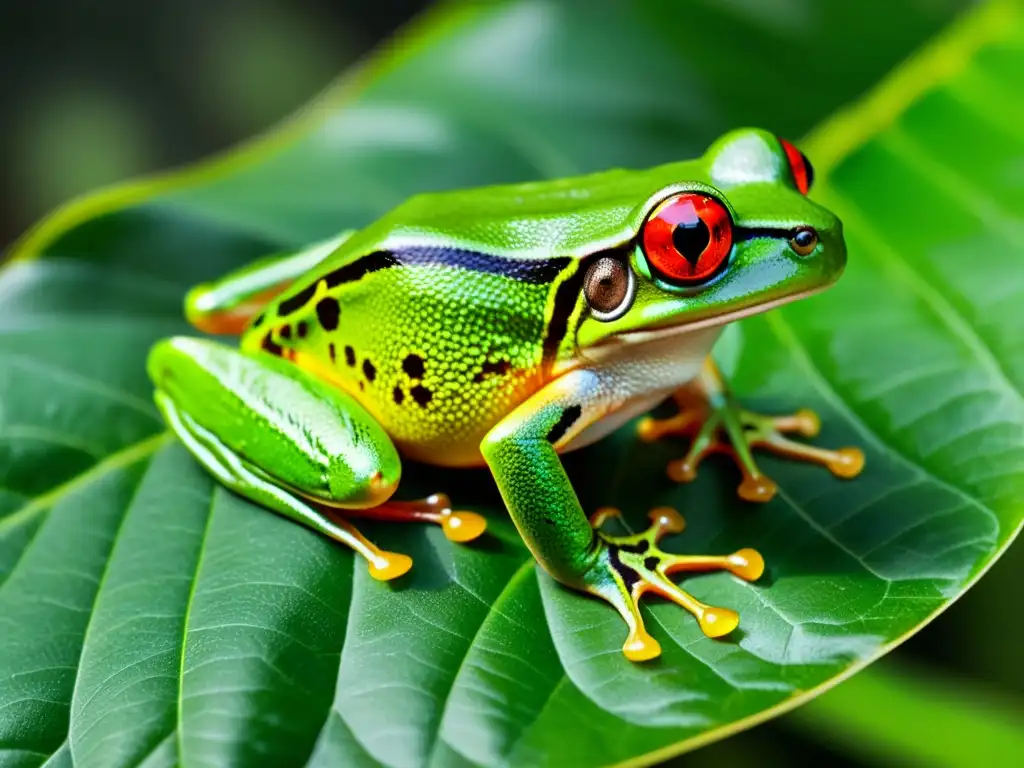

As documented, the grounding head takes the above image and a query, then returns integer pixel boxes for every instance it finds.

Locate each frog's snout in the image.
[817,218,848,282]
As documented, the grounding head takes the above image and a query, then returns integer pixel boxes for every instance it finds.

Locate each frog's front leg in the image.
[638,358,865,502]
[482,369,764,662]
[148,336,484,580]
[185,231,353,335]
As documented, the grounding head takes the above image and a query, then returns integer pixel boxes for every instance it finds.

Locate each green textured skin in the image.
[481,369,604,579]
[149,127,848,629]
[242,263,554,467]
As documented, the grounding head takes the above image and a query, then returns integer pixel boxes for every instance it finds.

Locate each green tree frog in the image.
[148,128,864,662]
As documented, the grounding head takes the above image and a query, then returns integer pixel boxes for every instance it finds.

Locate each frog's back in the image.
[337,158,698,261]
[237,158,701,465]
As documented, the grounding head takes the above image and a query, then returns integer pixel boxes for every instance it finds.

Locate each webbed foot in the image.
[638,383,864,503]
[582,507,764,661]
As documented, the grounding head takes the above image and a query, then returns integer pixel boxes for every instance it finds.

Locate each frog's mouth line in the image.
[601,285,826,348]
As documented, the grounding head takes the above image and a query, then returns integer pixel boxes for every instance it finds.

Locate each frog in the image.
[147,128,864,662]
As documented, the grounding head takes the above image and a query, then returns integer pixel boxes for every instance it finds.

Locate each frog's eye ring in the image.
[790,226,819,256]
[584,255,635,321]
[780,138,815,195]
[641,193,732,284]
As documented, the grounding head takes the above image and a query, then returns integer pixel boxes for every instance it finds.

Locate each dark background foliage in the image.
[1,1,1020,765]
[0,0,422,245]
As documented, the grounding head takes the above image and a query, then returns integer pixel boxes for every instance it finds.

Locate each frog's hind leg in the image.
[186,231,354,335]
[638,358,864,502]
[156,390,412,580]
[149,335,414,580]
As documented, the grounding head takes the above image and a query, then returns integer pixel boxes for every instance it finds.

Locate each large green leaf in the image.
[788,659,1024,767]
[1,1,1021,766]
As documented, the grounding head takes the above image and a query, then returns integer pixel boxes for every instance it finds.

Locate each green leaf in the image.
[1,1,1021,767]
[787,659,1024,767]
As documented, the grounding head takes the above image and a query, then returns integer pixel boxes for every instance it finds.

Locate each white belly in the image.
[561,324,723,452]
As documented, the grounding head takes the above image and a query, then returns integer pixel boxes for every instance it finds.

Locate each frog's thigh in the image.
[186,230,354,334]
[148,336,411,579]
[481,368,617,584]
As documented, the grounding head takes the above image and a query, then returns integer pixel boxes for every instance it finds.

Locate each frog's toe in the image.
[346,492,488,544]
[367,551,414,581]
[769,407,821,438]
[737,474,778,503]
[623,625,662,662]
[583,508,764,661]
[752,428,866,481]
[440,510,488,542]
[828,447,867,478]
[317,515,414,580]
[637,408,703,443]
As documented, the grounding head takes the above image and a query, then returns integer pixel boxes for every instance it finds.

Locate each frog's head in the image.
[576,128,845,350]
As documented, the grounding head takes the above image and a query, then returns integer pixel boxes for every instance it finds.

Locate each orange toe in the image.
[368,552,413,581]
[441,511,488,543]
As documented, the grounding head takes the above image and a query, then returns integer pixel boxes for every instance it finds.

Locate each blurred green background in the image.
[1,1,1020,765]
[0,0,421,245]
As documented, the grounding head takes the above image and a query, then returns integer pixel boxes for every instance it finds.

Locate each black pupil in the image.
[794,229,815,247]
[671,217,710,266]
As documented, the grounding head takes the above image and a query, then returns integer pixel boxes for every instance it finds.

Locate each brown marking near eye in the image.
[279,325,292,340]
[363,359,377,383]
[328,342,336,363]
[543,262,589,369]
[297,321,308,338]
[345,346,356,367]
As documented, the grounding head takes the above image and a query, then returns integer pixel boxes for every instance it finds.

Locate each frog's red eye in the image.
[780,138,815,195]
[641,193,732,284]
